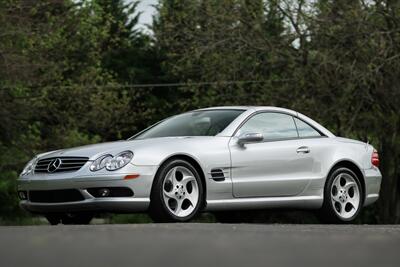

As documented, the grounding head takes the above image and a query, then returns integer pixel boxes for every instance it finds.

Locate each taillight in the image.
[371,149,380,167]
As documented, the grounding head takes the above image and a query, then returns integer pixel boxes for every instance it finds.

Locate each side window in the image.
[238,113,298,141]
[294,118,322,138]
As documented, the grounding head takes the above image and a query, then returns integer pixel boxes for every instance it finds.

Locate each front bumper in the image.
[17,164,157,214]
[19,197,150,213]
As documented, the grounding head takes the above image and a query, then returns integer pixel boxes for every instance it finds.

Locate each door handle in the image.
[296,146,310,154]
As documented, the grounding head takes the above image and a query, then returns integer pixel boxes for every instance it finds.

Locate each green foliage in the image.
[0,171,20,216]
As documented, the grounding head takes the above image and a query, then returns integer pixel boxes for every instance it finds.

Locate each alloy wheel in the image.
[330,173,361,219]
[162,166,200,218]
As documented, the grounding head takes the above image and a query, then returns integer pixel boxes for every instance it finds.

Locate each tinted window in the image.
[294,118,321,138]
[238,112,298,141]
[133,110,244,139]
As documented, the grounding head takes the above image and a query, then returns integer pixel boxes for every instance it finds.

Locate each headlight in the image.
[89,154,113,171]
[106,151,134,171]
[20,157,37,176]
[90,151,133,172]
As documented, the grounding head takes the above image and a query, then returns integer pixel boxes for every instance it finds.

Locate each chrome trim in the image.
[35,156,89,174]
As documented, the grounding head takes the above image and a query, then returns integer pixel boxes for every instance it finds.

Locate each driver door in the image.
[229,112,314,198]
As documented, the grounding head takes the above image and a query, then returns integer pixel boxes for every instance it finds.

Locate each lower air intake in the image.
[86,187,134,198]
[29,189,84,203]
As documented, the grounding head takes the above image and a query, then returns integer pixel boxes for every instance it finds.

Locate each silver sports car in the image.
[18,106,382,224]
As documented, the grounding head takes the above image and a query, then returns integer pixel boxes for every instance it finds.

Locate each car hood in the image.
[37,141,132,159]
[37,137,205,160]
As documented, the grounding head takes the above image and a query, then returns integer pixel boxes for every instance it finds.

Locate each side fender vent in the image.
[210,168,226,182]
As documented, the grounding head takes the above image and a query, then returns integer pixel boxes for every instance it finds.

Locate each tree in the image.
[0,0,126,218]
[153,0,291,109]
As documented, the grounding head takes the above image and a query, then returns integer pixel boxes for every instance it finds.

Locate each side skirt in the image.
[205,195,323,211]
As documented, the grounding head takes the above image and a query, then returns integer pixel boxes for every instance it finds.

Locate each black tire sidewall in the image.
[61,213,93,225]
[45,214,61,225]
[150,159,204,222]
[322,167,363,223]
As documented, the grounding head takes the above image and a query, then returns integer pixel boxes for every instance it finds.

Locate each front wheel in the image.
[320,167,363,223]
[60,213,93,225]
[149,159,204,222]
[45,214,62,225]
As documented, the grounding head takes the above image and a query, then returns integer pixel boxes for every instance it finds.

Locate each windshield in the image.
[132,109,244,139]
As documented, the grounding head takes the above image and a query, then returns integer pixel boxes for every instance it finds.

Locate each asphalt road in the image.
[1,224,399,267]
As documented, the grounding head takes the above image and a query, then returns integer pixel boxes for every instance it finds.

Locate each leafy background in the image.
[0,0,399,224]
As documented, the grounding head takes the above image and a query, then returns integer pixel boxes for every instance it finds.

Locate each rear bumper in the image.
[363,167,382,206]
[17,165,157,214]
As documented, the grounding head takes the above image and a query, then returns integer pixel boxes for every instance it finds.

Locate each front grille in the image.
[34,157,89,173]
[29,189,84,203]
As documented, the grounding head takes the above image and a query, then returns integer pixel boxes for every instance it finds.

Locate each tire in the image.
[319,167,363,223]
[149,159,204,222]
[45,214,62,225]
[60,213,93,225]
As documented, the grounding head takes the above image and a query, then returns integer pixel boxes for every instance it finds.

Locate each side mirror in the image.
[237,132,263,146]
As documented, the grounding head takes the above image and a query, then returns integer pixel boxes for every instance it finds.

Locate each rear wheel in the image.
[320,167,363,223]
[149,159,204,222]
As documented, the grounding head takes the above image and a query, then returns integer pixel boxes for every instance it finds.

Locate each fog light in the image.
[98,188,110,197]
[18,191,27,200]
